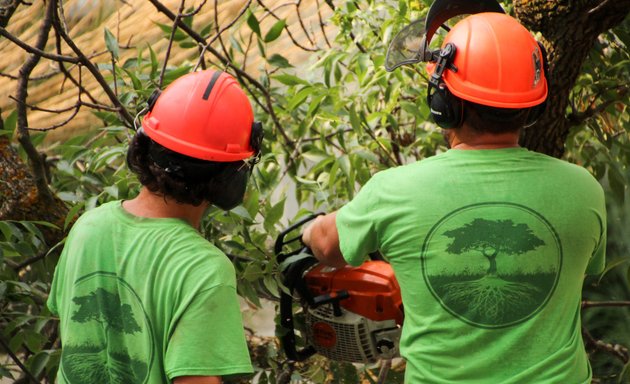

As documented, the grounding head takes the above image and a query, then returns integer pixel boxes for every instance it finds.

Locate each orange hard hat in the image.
[428,12,547,108]
[141,70,256,162]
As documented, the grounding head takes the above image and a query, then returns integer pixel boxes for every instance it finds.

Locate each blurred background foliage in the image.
[1,0,628,383]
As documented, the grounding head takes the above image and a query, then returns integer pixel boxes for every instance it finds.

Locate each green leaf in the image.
[179,41,197,49]
[267,54,292,69]
[274,74,308,86]
[0,221,14,240]
[200,22,214,37]
[148,44,158,79]
[597,256,630,284]
[262,275,279,298]
[247,11,261,37]
[153,22,188,41]
[104,28,119,59]
[264,198,286,232]
[230,205,253,222]
[0,109,17,137]
[287,87,313,111]
[27,350,50,377]
[264,19,286,42]
[0,365,14,379]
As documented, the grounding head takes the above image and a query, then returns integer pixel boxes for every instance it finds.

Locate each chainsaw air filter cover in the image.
[306,304,401,363]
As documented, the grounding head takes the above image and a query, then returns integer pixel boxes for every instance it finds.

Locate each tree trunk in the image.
[514,0,630,158]
[0,123,67,246]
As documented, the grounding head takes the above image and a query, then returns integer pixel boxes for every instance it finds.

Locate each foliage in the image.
[1,0,629,383]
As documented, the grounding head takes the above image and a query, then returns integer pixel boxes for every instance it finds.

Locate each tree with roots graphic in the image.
[443,218,546,276]
[66,288,146,383]
[438,218,549,324]
[72,288,141,335]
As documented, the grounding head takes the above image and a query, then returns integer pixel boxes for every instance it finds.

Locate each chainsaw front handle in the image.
[274,212,324,263]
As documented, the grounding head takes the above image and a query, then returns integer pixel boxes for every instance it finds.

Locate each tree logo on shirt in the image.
[61,272,152,383]
[421,202,562,328]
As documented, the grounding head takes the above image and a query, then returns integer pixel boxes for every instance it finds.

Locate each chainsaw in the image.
[275,213,404,364]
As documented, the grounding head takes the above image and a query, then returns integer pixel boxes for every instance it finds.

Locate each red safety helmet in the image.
[142,70,257,162]
[428,12,548,108]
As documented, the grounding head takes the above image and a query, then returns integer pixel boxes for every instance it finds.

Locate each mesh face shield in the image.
[385,0,505,72]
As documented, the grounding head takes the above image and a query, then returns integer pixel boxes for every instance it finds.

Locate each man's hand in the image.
[174,376,221,384]
[302,212,347,268]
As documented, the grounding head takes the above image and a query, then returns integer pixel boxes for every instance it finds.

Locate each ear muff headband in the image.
[427,43,463,129]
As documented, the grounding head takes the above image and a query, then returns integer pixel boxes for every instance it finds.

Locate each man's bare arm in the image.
[302,212,347,268]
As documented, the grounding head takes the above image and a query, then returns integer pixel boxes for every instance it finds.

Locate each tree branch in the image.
[582,300,630,309]
[51,9,135,127]
[158,0,186,88]
[14,0,57,204]
[0,27,79,63]
[0,335,39,384]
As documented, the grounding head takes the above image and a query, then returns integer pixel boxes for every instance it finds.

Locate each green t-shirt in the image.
[336,148,606,384]
[48,201,253,383]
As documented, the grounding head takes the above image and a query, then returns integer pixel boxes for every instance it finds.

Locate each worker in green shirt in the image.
[303,10,606,384]
[48,70,262,383]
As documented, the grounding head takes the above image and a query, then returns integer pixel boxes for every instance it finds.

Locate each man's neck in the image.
[122,187,208,229]
[447,124,520,150]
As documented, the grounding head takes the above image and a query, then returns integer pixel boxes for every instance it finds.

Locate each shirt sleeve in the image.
[336,174,381,266]
[585,211,607,275]
[164,284,253,379]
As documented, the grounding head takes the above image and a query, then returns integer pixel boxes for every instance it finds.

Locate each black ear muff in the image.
[525,42,549,127]
[427,43,463,129]
[428,84,463,129]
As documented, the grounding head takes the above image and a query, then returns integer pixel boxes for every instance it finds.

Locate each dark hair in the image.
[463,101,531,134]
[126,132,251,209]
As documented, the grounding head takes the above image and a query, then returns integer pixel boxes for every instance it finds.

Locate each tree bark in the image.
[0,118,67,246]
[514,0,630,158]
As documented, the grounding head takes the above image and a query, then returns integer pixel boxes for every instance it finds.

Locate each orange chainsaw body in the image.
[304,260,404,325]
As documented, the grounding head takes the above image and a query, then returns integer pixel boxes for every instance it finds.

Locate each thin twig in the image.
[295,0,315,47]
[256,0,319,52]
[583,327,629,363]
[582,300,630,309]
[52,9,135,126]
[159,0,186,87]
[316,0,331,48]
[213,0,233,67]
[0,336,39,384]
[207,0,250,47]
[0,27,79,63]
[0,70,60,81]
[182,0,207,17]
